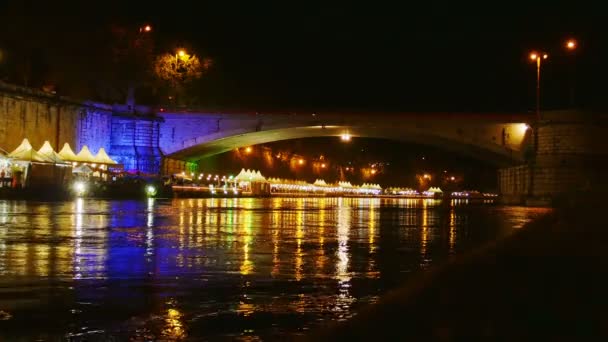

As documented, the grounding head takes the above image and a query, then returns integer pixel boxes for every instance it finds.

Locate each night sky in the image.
[1,1,606,187]
[1,1,607,111]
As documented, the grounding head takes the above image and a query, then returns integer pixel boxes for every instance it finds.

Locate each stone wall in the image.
[0,82,112,154]
[110,115,162,174]
[498,111,608,204]
[77,104,113,153]
[498,165,529,195]
[161,158,198,176]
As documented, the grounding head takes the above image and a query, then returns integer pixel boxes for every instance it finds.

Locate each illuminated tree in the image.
[154,51,211,105]
[416,173,432,192]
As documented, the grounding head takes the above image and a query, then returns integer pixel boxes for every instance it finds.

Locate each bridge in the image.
[4,82,607,205]
[158,111,534,167]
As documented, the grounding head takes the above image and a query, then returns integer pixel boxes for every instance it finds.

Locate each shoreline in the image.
[307,200,604,340]
[0,192,499,202]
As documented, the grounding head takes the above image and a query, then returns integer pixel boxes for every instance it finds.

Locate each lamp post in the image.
[527,51,547,199]
[529,52,548,122]
[565,39,577,107]
[525,39,578,198]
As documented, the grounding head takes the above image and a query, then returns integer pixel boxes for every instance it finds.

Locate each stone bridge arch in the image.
[158,111,533,168]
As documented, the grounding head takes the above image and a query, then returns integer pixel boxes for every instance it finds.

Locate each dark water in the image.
[0,198,550,340]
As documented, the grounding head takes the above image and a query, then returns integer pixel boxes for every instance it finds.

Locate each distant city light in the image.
[245,147,252,153]
[371,169,377,175]
[529,52,538,60]
[340,133,351,142]
[298,159,305,165]
[321,163,326,168]
[142,24,152,32]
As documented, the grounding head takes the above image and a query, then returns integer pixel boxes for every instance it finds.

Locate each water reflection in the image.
[0,198,551,340]
[162,307,187,340]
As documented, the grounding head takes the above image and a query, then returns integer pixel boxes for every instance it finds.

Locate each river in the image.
[0,198,550,340]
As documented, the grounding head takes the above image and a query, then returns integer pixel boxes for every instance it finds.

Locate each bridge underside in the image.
[167,125,526,167]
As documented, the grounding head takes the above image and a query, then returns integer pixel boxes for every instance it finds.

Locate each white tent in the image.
[38,141,68,164]
[73,164,94,174]
[10,138,33,155]
[314,179,328,186]
[76,145,97,163]
[236,169,253,181]
[338,181,353,188]
[58,143,78,161]
[254,170,266,182]
[235,169,267,183]
[235,168,250,181]
[94,148,117,164]
[8,139,55,163]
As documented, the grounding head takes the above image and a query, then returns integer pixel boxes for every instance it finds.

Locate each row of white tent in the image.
[385,186,444,196]
[265,176,383,191]
[234,169,267,182]
[212,168,384,192]
[5,139,117,165]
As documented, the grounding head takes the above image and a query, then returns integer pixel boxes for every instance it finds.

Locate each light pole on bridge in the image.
[526,38,579,198]
[528,38,578,122]
[529,52,548,122]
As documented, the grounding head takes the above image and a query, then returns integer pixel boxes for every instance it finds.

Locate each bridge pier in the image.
[109,113,163,174]
[498,110,608,206]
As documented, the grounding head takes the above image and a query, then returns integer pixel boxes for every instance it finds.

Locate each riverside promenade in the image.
[310,197,607,340]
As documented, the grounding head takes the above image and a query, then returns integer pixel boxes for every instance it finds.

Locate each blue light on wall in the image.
[108,115,163,174]
[77,104,113,153]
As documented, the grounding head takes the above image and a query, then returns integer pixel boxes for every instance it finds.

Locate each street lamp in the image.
[565,38,578,107]
[176,49,186,64]
[529,52,548,122]
[566,39,577,51]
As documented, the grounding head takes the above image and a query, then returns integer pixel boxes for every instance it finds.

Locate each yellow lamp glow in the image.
[566,39,576,50]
